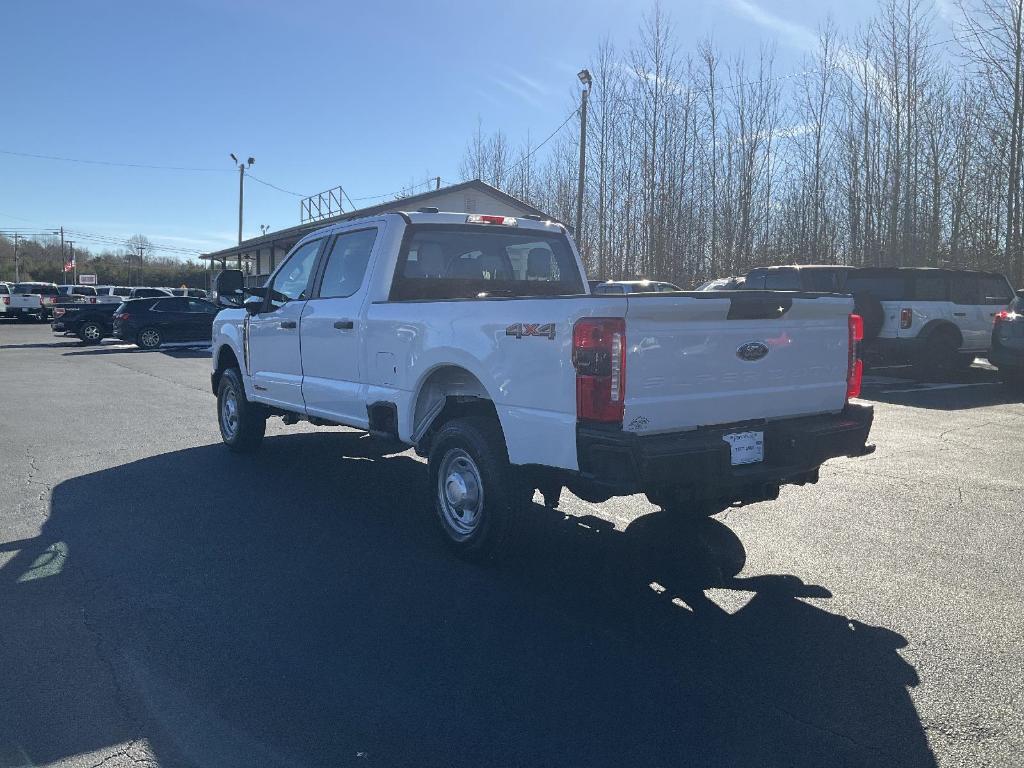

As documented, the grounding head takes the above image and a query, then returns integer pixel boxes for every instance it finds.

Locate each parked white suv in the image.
[845,268,1016,372]
[210,210,874,560]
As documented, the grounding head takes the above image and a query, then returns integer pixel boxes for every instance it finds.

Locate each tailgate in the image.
[11,295,41,309]
[623,292,853,434]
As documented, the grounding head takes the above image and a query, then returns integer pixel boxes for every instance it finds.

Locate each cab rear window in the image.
[390,225,585,300]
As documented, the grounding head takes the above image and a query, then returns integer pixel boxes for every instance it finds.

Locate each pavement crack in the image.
[23,446,53,503]
[87,739,158,768]
[102,358,208,393]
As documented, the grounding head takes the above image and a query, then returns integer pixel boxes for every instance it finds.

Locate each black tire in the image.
[914,327,963,377]
[78,321,104,345]
[217,367,266,452]
[427,416,526,561]
[852,292,885,342]
[136,326,162,350]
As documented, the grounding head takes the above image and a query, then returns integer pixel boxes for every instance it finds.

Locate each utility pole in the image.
[68,241,75,283]
[230,153,255,270]
[12,233,19,282]
[576,69,592,249]
[60,226,65,278]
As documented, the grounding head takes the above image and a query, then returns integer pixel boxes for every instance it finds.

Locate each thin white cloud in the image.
[933,0,957,21]
[724,0,818,50]
[509,70,550,96]
[491,76,544,108]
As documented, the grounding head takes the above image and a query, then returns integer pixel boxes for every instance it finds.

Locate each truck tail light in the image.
[114,312,130,321]
[54,307,65,317]
[1,297,8,305]
[994,310,1010,324]
[466,214,518,226]
[899,308,912,329]
[573,318,625,423]
[847,314,864,400]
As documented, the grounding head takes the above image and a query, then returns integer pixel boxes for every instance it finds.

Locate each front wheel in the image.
[217,368,266,452]
[427,416,526,561]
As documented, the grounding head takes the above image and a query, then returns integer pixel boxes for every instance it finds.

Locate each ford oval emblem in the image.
[737,341,769,362]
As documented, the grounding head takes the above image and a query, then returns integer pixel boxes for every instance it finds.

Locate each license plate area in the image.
[723,431,764,466]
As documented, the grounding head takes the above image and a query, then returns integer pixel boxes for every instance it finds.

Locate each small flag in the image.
[63,260,75,273]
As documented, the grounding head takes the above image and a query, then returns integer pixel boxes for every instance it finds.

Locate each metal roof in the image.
[200,179,557,262]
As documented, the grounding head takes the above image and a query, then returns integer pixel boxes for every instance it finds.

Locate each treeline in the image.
[0,235,211,287]
[461,0,1024,288]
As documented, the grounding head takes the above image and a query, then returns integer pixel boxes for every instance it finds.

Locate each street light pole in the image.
[576,69,592,251]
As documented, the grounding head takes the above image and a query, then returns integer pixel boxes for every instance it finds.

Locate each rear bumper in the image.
[575,403,874,502]
[988,343,1024,370]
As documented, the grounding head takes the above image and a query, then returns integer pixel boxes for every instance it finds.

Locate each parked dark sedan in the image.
[989,292,1024,386]
[112,296,219,349]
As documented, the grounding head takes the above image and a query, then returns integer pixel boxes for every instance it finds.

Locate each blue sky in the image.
[0,0,938,258]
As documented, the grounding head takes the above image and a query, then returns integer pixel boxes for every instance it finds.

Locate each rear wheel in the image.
[427,416,526,561]
[78,321,104,344]
[914,328,962,377]
[137,327,162,350]
[217,367,266,452]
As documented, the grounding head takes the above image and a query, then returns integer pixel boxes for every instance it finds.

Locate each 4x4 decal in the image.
[505,323,556,340]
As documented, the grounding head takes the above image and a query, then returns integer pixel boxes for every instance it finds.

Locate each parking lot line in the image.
[878,382,1001,394]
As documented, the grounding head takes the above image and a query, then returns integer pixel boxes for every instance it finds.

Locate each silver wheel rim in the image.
[437,448,484,540]
[221,386,239,440]
[83,323,101,341]
[140,329,159,348]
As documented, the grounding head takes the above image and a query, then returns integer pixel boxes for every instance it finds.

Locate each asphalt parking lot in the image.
[1,322,1022,768]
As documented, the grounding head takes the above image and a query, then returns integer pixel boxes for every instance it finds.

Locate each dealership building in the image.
[200,180,558,285]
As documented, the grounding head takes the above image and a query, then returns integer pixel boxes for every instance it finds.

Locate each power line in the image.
[349,177,441,202]
[247,173,307,197]
[0,148,233,173]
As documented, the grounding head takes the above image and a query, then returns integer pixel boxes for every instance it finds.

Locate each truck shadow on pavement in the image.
[0,432,936,768]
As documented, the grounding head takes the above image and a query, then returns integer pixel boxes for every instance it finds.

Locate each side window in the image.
[764,269,801,291]
[745,270,767,290]
[184,298,214,313]
[913,276,948,301]
[154,298,186,312]
[269,240,321,309]
[318,229,377,299]
[978,275,1014,305]
[950,275,979,305]
[803,271,838,292]
[595,284,625,295]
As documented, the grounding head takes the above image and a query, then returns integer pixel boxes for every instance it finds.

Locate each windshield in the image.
[390,224,584,300]
[13,284,57,295]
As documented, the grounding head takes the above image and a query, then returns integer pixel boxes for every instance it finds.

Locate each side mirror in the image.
[214,269,245,307]
[244,295,264,315]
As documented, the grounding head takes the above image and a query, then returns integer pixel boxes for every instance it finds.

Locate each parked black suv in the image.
[112,296,219,349]
[989,292,1024,386]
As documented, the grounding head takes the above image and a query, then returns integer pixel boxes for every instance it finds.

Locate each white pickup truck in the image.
[211,210,874,559]
[7,282,59,322]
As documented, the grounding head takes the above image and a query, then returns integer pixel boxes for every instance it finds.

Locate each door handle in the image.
[953,312,967,317]
[334,320,355,330]
[280,320,297,329]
